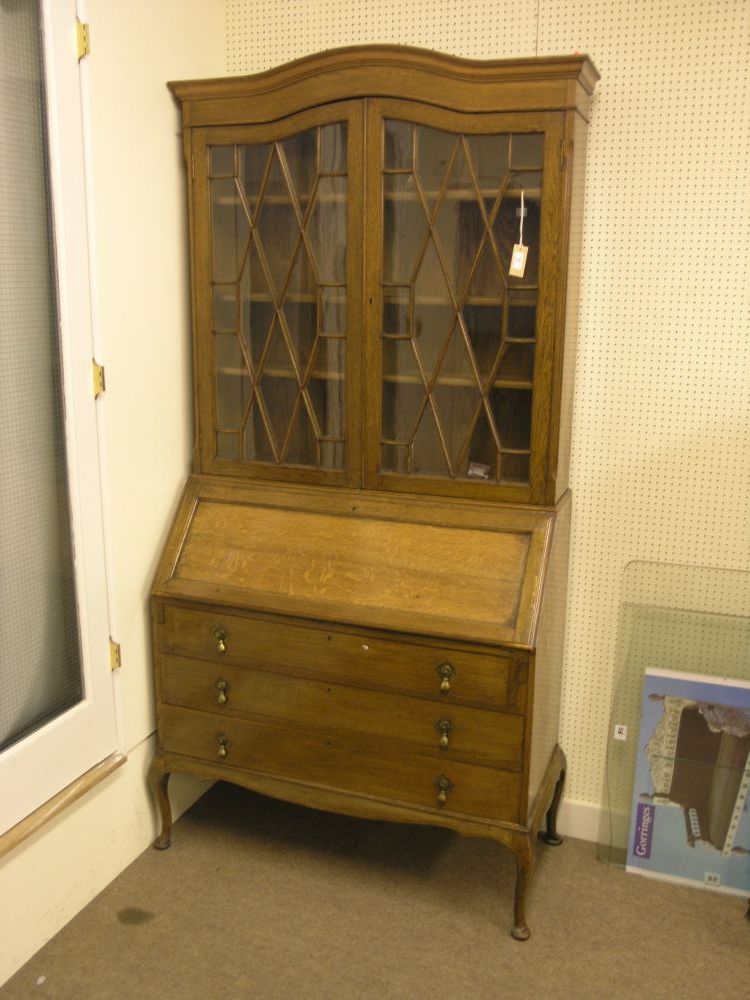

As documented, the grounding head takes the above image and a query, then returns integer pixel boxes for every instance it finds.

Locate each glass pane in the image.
[214,332,245,371]
[412,407,449,475]
[217,431,241,460]
[384,120,413,170]
[382,382,426,444]
[383,337,419,380]
[381,442,410,474]
[261,318,295,376]
[238,143,271,207]
[312,337,345,377]
[508,302,536,340]
[307,176,347,284]
[243,407,275,463]
[464,240,504,301]
[466,134,509,191]
[463,303,503,383]
[510,133,544,169]
[415,125,457,200]
[259,375,297,450]
[215,121,350,471]
[216,373,251,429]
[491,388,532,451]
[209,145,235,178]
[465,408,498,480]
[378,120,543,484]
[432,383,481,471]
[0,2,83,751]
[239,240,274,368]
[434,195,482,295]
[383,173,428,284]
[500,453,530,484]
[320,288,346,336]
[211,178,250,283]
[309,377,344,439]
[383,287,410,336]
[255,180,300,298]
[281,130,316,212]
[434,324,475,382]
[498,343,535,385]
[285,403,318,465]
[213,284,237,332]
[320,123,346,173]
[413,245,453,380]
[281,245,316,368]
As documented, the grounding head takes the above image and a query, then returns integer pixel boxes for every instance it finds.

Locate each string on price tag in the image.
[509,189,528,278]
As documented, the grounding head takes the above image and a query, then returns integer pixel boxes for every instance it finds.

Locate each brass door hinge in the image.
[93,359,105,398]
[109,638,122,672]
[76,20,90,60]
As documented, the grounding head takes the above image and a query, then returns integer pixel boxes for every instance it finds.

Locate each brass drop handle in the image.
[216,679,229,706]
[436,774,453,806]
[436,661,455,693]
[213,626,228,655]
[217,734,231,759]
[435,718,453,749]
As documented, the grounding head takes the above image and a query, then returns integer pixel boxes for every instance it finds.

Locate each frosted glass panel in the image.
[601,562,750,864]
[0,1,83,751]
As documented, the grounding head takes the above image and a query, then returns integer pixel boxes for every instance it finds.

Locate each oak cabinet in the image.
[149,46,598,940]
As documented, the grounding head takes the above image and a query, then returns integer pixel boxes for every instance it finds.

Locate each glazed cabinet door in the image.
[191,103,364,484]
[363,102,566,503]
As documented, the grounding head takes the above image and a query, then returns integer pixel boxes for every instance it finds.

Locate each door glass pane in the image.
[380,119,543,485]
[210,122,348,470]
[0,1,83,751]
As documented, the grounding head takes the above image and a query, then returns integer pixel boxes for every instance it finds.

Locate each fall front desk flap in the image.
[152,476,558,648]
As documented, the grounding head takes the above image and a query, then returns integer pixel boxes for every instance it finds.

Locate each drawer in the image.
[158,653,524,769]
[159,704,522,823]
[157,604,523,711]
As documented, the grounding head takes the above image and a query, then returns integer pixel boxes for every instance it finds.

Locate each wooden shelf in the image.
[214,187,540,209]
[213,291,346,305]
[382,372,533,390]
[384,187,541,202]
[216,365,345,381]
[383,293,539,307]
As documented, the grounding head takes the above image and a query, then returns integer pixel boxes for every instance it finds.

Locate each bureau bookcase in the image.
[149,46,598,940]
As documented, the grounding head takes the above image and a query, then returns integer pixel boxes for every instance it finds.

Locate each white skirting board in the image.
[0,735,208,987]
[557,797,603,843]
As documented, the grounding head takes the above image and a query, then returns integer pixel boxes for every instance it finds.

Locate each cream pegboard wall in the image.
[223,1,750,816]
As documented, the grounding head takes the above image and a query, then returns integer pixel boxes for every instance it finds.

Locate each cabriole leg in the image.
[148,757,173,850]
[511,854,531,941]
[542,767,566,847]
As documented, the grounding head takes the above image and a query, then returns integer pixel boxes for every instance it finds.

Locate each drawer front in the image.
[159,704,521,823]
[158,653,524,769]
[158,605,522,711]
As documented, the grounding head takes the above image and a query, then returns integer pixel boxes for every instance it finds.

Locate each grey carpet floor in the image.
[3,782,748,999]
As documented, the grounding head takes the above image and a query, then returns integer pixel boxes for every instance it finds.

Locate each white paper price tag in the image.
[509,243,528,278]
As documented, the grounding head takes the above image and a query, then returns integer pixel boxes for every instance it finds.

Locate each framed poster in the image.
[627,668,750,895]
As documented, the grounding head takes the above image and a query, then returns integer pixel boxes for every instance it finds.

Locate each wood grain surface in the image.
[173,499,531,637]
[159,704,522,823]
[160,604,523,710]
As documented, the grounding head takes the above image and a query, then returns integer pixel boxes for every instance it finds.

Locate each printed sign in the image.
[626,668,750,896]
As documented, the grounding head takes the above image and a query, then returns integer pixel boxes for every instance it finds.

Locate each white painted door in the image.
[0,0,118,836]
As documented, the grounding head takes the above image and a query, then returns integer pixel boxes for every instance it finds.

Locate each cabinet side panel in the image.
[526,490,571,812]
[554,112,588,499]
